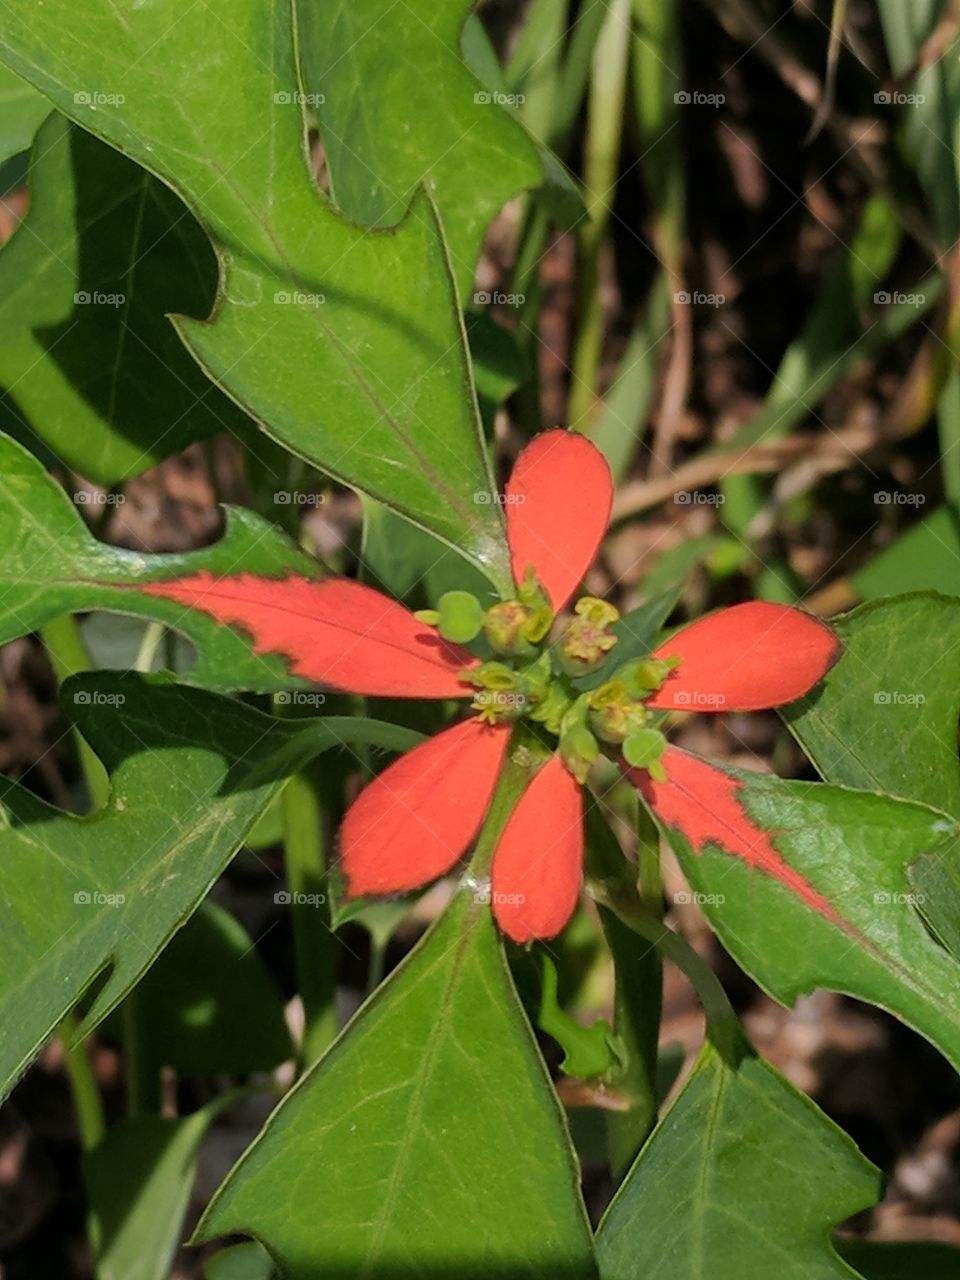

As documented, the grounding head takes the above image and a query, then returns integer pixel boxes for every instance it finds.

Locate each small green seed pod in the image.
[436,590,484,644]
[622,727,667,771]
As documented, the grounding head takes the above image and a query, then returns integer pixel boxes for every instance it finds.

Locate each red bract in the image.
[142,430,840,944]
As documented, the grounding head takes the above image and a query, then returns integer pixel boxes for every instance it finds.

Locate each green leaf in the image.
[0,1,512,587]
[466,311,528,431]
[197,890,597,1279]
[852,507,960,600]
[650,761,960,1073]
[0,671,419,1098]
[0,429,322,691]
[0,61,48,162]
[117,901,291,1075]
[299,0,543,302]
[596,1040,881,1279]
[86,1105,224,1280]
[361,496,498,607]
[836,1239,960,1279]
[0,113,251,483]
[784,593,960,814]
[784,592,960,962]
[875,0,960,246]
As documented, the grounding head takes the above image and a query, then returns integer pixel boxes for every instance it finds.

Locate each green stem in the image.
[43,617,161,1115]
[39,615,109,809]
[59,1014,105,1151]
[589,804,662,1170]
[366,938,387,997]
[41,617,114,1140]
[636,803,663,920]
[591,879,740,1063]
[133,619,166,673]
[282,770,338,1067]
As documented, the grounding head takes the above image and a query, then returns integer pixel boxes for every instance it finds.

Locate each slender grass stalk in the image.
[39,614,109,810]
[133,619,166,673]
[590,804,663,1171]
[40,616,112,1139]
[59,1013,105,1151]
[569,0,632,429]
[282,770,338,1067]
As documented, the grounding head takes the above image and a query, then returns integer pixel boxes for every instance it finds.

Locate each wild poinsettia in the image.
[140,430,839,942]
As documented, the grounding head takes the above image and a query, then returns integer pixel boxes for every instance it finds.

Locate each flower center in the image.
[419,580,679,777]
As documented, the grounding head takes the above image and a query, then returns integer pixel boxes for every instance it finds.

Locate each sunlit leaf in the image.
[596,1040,880,1279]
[197,891,597,1280]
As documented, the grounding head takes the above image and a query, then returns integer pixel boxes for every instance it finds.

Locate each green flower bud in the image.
[618,656,678,695]
[465,662,528,724]
[483,601,535,656]
[558,596,620,676]
[516,565,551,610]
[435,590,484,644]
[521,603,553,644]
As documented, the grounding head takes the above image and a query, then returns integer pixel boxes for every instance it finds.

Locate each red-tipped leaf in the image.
[341,717,511,896]
[631,746,842,925]
[504,429,612,609]
[491,755,584,943]
[141,573,477,698]
[646,601,839,713]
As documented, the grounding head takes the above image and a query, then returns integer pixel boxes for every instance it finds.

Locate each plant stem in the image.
[133,619,166,673]
[636,803,663,919]
[41,616,114,1140]
[39,615,109,809]
[589,804,662,1171]
[282,770,338,1067]
[592,881,740,1063]
[59,1014,105,1151]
